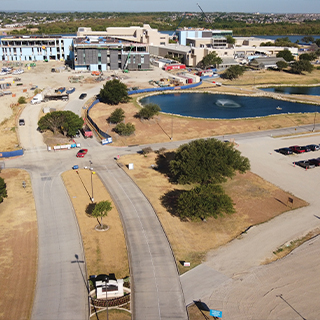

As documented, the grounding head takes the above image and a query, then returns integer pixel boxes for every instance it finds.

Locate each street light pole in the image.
[89,160,94,202]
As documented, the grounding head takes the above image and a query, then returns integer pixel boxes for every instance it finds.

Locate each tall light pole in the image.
[313,106,317,132]
[89,160,94,202]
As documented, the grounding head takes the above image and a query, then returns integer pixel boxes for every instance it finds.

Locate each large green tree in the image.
[91,200,112,227]
[0,177,7,203]
[170,138,250,185]
[200,51,222,69]
[276,60,288,71]
[276,49,295,62]
[38,111,84,136]
[176,184,235,221]
[291,60,314,74]
[99,79,130,105]
[222,65,246,80]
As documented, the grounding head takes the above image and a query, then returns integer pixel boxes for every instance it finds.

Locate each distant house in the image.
[249,57,286,69]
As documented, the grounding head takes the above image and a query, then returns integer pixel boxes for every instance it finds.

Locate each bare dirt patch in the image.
[118,152,308,273]
[0,169,37,320]
[61,169,129,279]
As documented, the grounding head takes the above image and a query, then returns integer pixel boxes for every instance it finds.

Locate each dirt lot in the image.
[0,169,37,320]
[118,151,307,273]
[61,169,129,279]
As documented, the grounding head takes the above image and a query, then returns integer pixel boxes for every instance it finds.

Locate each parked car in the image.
[19,119,25,126]
[309,158,320,166]
[295,160,315,169]
[306,144,320,151]
[79,93,87,99]
[76,149,88,158]
[300,146,312,152]
[277,147,293,155]
[289,145,305,153]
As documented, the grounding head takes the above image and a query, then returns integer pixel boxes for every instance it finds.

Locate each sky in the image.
[0,0,320,14]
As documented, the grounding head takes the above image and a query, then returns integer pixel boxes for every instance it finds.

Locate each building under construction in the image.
[72,36,150,72]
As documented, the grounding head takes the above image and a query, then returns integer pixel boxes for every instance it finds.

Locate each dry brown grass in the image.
[263,228,320,264]
[0,104,21,151]
[90,309,131,320]
[222,68,320,87]
[62,169,129,279]
[0,169,37,320]
[90,99,320,147]
[118,151,308,273]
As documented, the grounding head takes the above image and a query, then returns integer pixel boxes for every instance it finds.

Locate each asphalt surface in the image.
[181,131,320,319]
[8,87,320,320]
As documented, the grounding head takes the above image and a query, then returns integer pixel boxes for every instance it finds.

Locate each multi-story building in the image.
[73,36,150,71]
[77,24,169,46]
[177,28,232,46]
[0,35,73,61]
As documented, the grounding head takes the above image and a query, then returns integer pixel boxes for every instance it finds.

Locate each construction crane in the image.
[123,45,134,73]
[197,3,212,25]
[172,12,187,41]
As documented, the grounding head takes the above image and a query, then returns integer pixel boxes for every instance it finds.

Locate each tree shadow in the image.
[160,189,187,220]
[155,151,177,182]
[85,202,96,216]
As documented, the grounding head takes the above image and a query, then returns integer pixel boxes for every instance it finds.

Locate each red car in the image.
[289,145,305,153]
[76,149,88,158]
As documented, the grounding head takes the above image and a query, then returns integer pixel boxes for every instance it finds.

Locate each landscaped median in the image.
[61,169,130,318]
[62,169,129,279]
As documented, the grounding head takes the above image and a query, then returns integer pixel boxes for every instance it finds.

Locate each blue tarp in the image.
[0,149,23,158]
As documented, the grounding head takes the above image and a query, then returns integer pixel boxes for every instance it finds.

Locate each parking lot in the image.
[197,132,320,319]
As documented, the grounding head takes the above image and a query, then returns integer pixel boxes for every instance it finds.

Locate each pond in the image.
[140,93,318,119]
[260,86,320,96]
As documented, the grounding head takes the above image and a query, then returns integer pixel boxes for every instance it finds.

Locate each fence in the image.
[0,149,24,158]
[127,80,202,95]
[87,99,113,140]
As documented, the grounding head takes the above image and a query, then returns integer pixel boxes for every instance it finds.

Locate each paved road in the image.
[180,132,320,319]
[92,157,188,320]
[8,152,89,320]
[9,97,320,320]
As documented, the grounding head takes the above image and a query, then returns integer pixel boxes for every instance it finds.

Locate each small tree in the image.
[114,122,135,136]
[137,103,161,120]
[299,53,317,61]
[99,79,130,105]
[109,108,125,124]
[276,60,288,71]
[226,35,235,45]
[91,200,112,228]
[276,49,295,62]
[200,51,222,69]
[0,177,7,203]
[18,96,26,104]
[301,36,314,44]
[222,65,246,80]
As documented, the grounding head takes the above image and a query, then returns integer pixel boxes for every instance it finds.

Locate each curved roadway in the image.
[9,88,320,320]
